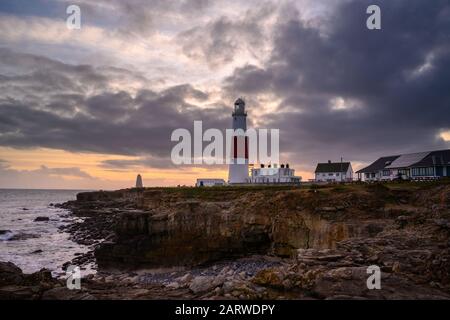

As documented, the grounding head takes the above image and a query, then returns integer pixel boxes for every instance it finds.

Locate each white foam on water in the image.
[0,231,14,241]
[0,189,95,276]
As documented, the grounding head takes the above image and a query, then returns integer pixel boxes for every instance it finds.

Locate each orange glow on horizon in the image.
[0,147,230,188]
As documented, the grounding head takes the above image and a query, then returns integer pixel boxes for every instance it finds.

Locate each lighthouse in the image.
[228,98,249,184]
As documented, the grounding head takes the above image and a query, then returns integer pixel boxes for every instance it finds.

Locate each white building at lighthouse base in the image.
[249,164,301,184]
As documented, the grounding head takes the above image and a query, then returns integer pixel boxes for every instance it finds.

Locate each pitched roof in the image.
[385,152,430,169]
[411,149,450,167]
[356,149,450,173]
[315,162,350,173]
[356,155,400,173]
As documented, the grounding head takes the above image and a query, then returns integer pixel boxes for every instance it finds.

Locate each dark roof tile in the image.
[356,149,450,173]
[411,149,450,167]
[315,162,351,173]
[356,156,399,173]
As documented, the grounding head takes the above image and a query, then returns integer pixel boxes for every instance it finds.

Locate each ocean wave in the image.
[0,230,40,241]
[0,230,14,241]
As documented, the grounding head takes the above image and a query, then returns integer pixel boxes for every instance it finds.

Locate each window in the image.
[365,173,370,179]
[383,170,391,176]
[412,167,434,176]
[328,173,333,176]
[336,173,340,176]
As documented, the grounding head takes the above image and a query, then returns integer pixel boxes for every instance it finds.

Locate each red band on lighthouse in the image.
[233,136,249,159]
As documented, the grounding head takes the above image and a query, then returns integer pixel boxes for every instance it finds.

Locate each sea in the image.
[0,189,94,277]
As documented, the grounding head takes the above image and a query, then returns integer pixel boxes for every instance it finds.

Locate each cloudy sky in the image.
[0,0,449,189]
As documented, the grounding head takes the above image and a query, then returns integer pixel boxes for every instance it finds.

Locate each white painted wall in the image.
[250,167,301,183]
[315,164,354,182]
[228,110,248,184]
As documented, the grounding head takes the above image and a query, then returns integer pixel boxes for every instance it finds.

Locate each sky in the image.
[0,0,449,189]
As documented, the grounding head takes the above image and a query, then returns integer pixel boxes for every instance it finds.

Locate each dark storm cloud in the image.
[0,92,228,159]
[0,50,229,163]
[225,0,450,168]
[0,48,109,95]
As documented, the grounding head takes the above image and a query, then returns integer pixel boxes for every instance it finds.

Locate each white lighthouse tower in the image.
[228,98,249,184]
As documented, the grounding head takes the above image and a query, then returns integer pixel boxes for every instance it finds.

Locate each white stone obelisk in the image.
[135,174,143,188]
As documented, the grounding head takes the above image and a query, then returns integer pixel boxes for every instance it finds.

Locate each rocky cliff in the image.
[3,182,450,300]
[63,183,450,274]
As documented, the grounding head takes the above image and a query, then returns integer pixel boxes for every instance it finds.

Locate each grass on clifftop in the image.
[126,179,450,200]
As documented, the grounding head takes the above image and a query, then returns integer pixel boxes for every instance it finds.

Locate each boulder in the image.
[189,276,216,294]
[166,282,180,290]
[0,262,61,300]
[34,217,50,222]
[178,273,193,283]
[251,269,283,288]
[0,262,23,286]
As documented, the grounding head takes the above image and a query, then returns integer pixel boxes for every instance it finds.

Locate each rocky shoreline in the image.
[1,182,450,299]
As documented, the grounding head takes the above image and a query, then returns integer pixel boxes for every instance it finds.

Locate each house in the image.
[356,149,450,181]
[315,161,353,182]
[196,179,226,187]
[355,155,400,181]
[249,164,301,184]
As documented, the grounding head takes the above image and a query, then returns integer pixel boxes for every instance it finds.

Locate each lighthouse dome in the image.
[233,98,246,116]
[234,98,245,107]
